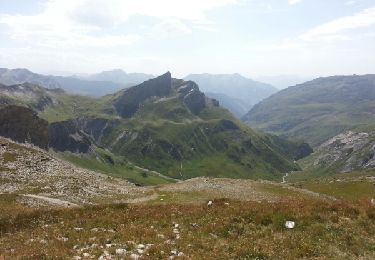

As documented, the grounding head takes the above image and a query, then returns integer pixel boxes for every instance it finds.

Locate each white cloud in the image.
[288,0,302,5]
[300,6,375,41]
[0,0,237,49]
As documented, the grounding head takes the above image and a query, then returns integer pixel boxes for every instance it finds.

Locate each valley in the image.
[1,1,375,258]
[0,71,375,259]
[1,137,374,259]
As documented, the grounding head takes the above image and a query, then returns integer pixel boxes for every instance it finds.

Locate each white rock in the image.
[137,244,145,249]
[285,221,295,229]
[137,249,144,254]
[371,198,375,206]
[115,248,127,255]
[129,253,140,259]
[207,200,213,206]
[173,223,179,228]
[82,253,90,257]
[72,256,81,260]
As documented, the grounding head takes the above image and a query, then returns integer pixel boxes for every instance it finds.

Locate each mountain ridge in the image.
[0,73,305,182]
[243,74,375,146]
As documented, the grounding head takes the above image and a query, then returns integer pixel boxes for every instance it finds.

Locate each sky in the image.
[0,0,375,79]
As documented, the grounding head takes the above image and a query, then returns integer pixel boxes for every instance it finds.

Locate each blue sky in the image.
[0,0,374,79]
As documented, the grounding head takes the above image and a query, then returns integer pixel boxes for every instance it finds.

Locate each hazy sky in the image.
[0,0,374,78]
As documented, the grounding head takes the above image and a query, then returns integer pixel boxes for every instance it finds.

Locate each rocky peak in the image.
[113,72,172,118]
[177,81,206,115]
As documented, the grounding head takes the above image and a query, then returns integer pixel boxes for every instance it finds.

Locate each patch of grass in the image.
[2,152,17,162]
[1,198,374,259]
[290,169,375,200]
[0,194,34,219]
[301,181,375,200]
[59,152,173,186]
[151,191,212,204]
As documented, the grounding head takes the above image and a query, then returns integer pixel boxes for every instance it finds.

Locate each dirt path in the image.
[133,165,181,182]
[22,194,79,208]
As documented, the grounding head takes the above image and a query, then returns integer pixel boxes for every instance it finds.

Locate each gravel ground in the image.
[0,137,152,206]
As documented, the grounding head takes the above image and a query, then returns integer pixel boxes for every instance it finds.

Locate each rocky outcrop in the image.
[113,72,172,118]
[177,81,206,115]
[303,131,375,172]
[0,83,61,111]
[0,105,49,149]
[49,120,92,153]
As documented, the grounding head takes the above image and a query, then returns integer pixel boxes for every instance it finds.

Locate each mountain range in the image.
[0,69,276,118]
[0,68,153,97]
[0,72,307,182]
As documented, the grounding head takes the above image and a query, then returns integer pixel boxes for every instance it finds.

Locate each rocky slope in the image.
[300,130,375,174]
[243,74,375,146]
[0,137,148,206]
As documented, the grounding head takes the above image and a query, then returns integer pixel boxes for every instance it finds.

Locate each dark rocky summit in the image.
[113,72,172,118]
[0,105,49,149]
[177,81,206,115]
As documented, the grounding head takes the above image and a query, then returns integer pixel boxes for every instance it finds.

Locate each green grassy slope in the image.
[243,75,375,147]
[0,75,305,182]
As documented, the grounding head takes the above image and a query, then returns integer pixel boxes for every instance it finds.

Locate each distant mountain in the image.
[0,73,304,181]
[0,68,60,88]
[255,75,313,89]
[51,76,126,96]
[0,68,132,97]
[205,92,250,118]
[87,69,154,84]
[243,75,375,146]
[184,73,278,118]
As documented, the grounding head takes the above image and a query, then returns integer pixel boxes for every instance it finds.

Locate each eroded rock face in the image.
[113,72,172,118]
[0,105,49,149]
[49,120,92,153]
[310,131,375,172]
[177,81,206,115]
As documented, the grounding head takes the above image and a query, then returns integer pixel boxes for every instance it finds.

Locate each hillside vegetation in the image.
[243,75,375,147]
[0,73,307,182]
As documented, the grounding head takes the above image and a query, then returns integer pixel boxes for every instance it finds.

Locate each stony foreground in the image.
[0,138,150,206]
